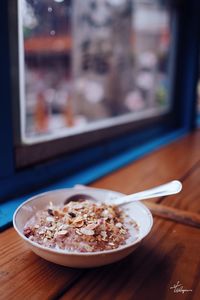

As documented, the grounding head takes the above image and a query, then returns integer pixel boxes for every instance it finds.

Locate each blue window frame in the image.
[0,0,199,229]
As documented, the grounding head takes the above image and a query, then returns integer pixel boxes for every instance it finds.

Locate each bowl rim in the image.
[13,187,153,256]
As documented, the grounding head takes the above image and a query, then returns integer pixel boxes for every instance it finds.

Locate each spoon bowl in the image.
[64,193,95,205]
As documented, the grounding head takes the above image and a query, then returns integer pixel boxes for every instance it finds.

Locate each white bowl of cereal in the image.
[13,188,153,268]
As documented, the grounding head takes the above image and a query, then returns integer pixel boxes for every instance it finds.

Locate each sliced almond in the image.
[73,203,83,210]
[76,229,83,236]
[100,231,107,239]
[102,209,109,217]
[72,216,84,228]
[57,230,68,236]
[119,228,126,235]
[109,242,115,246]
[115,222,122,228]
[58,224,69,231]
[74,216,83,222]
[73,220,84,228]
[85,222,99,230]
[38,230,45,235]
[80,228,94,236]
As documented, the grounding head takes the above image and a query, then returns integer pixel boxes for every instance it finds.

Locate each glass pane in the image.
[19,0,171,143]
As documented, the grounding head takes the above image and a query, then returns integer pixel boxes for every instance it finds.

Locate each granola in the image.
[23,200,139,252]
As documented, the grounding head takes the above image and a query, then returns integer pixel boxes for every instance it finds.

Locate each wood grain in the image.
[161,161,200,213]
[60,219,200,300]
[0,229,83,300]
[1,130,200,300]
[90,131,200,196]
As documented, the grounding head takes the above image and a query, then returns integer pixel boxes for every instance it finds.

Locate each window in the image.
[0,0,197,201]
[17,0,171,146]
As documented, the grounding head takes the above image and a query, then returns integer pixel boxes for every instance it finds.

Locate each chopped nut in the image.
[76,229,83,236]
[80,228,94,236]
[85,222,99,230]
[115,222,122,228]
[102,209,109,216]
[48,225,56,231]
[73,216,83,222]
[23,198,138,253]
[38,230,45,235]
[58,224,69,230]
[101,231,107,239]
[73,220,84,228]
[109,242,115,246]
[119,228,126,235]
[57,230,68,236]
[73,203,83,210]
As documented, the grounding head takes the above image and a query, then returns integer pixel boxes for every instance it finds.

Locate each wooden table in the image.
[1,131,200,300]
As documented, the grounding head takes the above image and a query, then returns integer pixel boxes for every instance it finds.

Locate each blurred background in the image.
[20,0,173,141]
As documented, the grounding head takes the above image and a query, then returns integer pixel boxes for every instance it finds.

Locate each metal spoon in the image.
[64,180,182,206]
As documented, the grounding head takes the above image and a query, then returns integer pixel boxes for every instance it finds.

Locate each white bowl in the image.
[13,188,153,268]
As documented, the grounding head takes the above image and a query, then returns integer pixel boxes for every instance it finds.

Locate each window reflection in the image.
[20,0,171,141]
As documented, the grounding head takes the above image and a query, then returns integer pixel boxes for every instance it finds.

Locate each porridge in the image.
[23,199,139,253]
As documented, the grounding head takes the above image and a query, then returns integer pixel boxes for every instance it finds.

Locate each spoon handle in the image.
[115,180,182,206]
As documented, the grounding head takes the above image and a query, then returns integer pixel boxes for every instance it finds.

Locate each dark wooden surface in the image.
[1,131,200,300]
